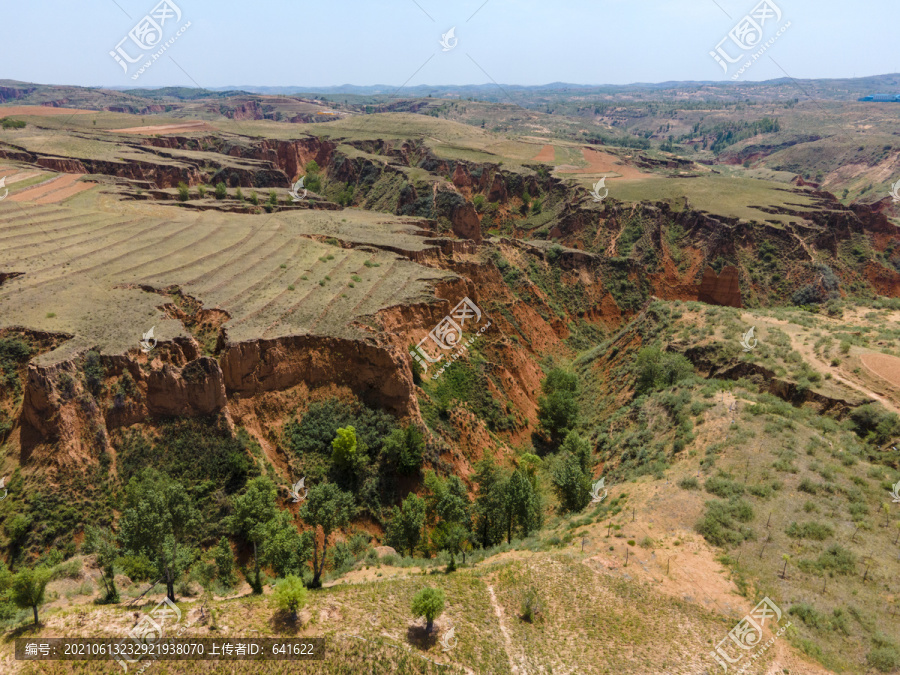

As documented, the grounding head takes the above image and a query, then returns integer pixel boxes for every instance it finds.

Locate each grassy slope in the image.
[576,299,900,673]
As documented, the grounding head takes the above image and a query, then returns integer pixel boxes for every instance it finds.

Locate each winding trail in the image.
[749,314,900,415]
[486,584,520,675]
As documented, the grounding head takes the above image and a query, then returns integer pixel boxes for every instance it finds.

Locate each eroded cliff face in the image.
[19,336,225,464]
[12,235,619,468]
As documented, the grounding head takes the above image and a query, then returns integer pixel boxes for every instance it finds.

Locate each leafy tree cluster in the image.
[282,398,424,517]
[533,369,597,513]
[633,347,694,396]
[0,337,32,397]
[472,457,542,548]
[304,160,322,193]
[537,368,579,448]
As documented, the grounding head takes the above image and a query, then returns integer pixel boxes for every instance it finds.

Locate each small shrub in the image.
[799,544,856,575]
[177,182,190,201]
[798,478,819,494]
[789,603,825,629]
[678,477,700,490]
[215,182,227,200]
[786,521,833,541]
[520,587,543,623]
[696,498,755,547]
[705,475,745,498]
[411,586,445,633]
[271,575,308,622]
[868,646,900,673]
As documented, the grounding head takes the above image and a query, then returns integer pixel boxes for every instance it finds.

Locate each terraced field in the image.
[0,196,454,364]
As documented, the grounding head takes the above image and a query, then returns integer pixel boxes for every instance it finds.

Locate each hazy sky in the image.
[0,0,896,89]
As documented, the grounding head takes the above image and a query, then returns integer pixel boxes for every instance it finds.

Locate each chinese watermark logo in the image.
[289,177,307,202]
[590,477,607,504]
[890,480,900,503]
[589,177,608,203]
[740,326,758,352]
[710,597,791,673]
[289,477,308,503]
[0,476,7,501]
[110,1,192,81]
[440,625,458,652]
[440,27,458,52]
[140,327,157,353]
[710,0,791,81]
[115,596,182,673]
[890,180,900,204]
[0,176,7,201]
[409,297,492,380]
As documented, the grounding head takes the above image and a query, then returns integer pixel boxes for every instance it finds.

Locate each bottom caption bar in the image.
[16,638,326,661]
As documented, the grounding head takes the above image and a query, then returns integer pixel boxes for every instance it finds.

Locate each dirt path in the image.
[113,121,213,134]
[750,314,900,415]
[486,584,520,675]
[860,352,900,390]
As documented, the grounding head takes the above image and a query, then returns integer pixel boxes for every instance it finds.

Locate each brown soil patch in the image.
[532,144,555,162]
[0,105,95,116]
[8,173,94,204]
[34,179,96,204]
[860,352,900,390]
[113,121,214,134]
[557,148,649,179]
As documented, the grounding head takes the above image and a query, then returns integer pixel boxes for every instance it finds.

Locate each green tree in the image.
[559,431,592,473]
[432,521,469,570]
[386,493,426,557]
[411,586,446,633]
[119,470,200,603]
[331,426,358,468]
[230,476,278,594]
[382,425,425,474]
[472,457,506,547]
[425,472,471,567]
[550,451,591,513]
[11,566,52,625]
[299,483,355,587]
[83,526,120,603]
[537,369,579,447]
[261,511,313,578]
[214,182,227,200]
[503,470,541,542]
[305,160,322,193]
[213,537,237,588]
[518,453,543,487]
[634,347,694,395]
[177,182,190,201]
[271,575,308,622]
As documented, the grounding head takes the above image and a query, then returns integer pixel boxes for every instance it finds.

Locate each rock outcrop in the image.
[697,265,743,308]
